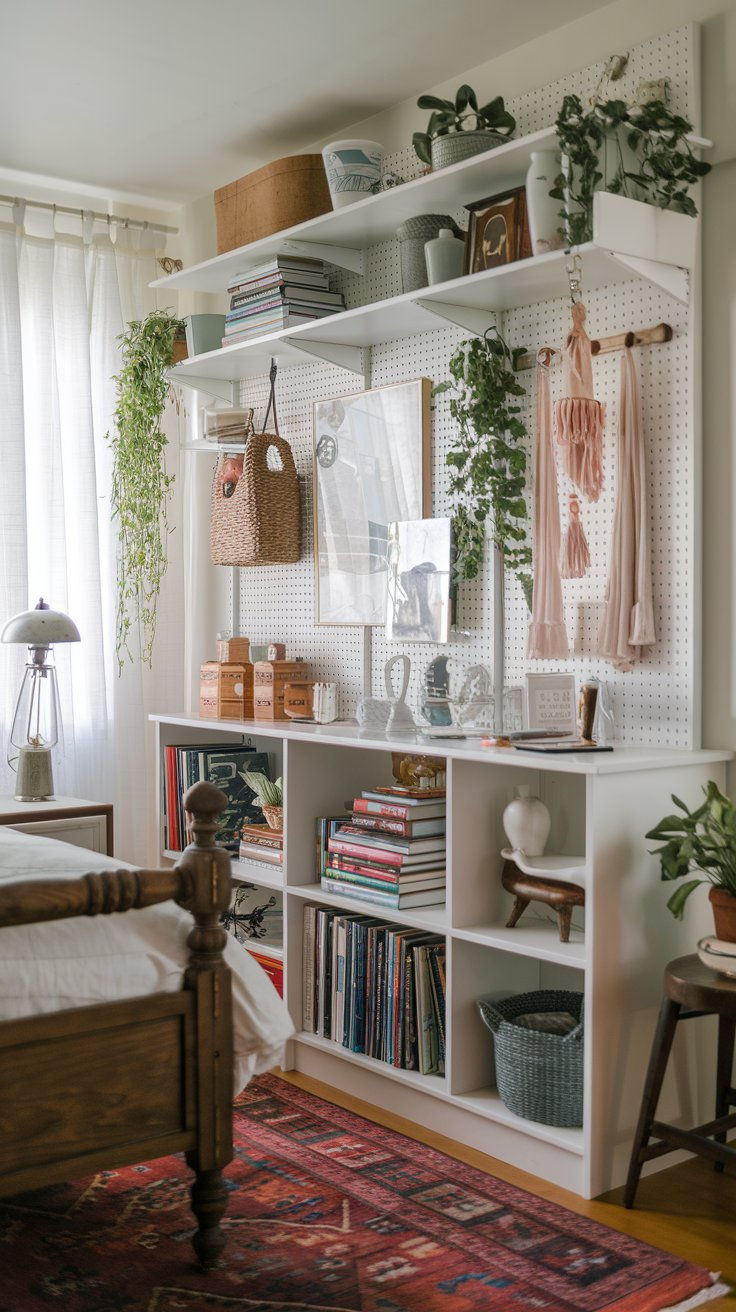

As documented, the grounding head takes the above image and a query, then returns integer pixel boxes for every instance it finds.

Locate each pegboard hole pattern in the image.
[224,26,697,747]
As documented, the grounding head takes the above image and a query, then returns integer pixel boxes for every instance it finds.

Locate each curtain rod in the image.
[515,322,673,371]
[0,193,178,236]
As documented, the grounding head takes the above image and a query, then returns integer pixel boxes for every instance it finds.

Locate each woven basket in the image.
[210,433,301,566]
[478,989,584,1127]
[395,214,461,293]
[430,129,509,171]
[261,804,284,831]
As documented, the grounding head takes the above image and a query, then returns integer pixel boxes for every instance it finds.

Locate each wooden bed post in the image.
[177,780,234,1269]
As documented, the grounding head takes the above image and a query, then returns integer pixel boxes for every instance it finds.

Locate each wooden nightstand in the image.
[0,796,114,857]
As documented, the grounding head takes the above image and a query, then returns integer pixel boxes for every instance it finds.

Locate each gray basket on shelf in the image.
[478,989,584,1128]
[395,214,463,293]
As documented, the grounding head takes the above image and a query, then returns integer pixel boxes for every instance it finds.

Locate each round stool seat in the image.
[665,954,736,1017]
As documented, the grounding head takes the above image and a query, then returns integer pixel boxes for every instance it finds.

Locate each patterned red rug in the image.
[0,1072,727,1311]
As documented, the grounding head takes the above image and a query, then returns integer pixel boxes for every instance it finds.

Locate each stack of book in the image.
[318,786,447,909]
[303,906,445,1074]
[239,822,283,871]
[223,257,345,344]
[162,744,270,853]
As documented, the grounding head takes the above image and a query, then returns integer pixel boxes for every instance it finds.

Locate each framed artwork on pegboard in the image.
[312,378,431,625]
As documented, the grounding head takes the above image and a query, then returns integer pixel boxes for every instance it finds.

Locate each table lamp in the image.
[1,598,80,801]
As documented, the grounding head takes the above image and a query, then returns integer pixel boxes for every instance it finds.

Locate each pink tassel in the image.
[554,302,605,502]
[561,494,591,578]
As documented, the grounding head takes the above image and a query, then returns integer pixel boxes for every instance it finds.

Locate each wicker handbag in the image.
[210,361,301,566]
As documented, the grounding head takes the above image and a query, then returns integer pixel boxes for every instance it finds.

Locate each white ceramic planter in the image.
[321,139,384,209]
[525,150,563,256]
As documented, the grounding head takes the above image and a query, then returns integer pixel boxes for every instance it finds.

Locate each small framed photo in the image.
[525,674,577,736]
[464,186,532,275]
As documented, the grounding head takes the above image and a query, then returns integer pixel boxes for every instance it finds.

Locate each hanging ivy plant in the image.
[434,328,532,609]
[107,309,183,671]
[550,94,711,245]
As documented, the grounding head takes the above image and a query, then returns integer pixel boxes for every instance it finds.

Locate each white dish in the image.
[697,935,736,977]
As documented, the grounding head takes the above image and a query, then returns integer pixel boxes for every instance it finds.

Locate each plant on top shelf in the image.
[434,327,532,609]
[646,782,736,941]
[241,770,284,831]
[413,84,516,171]
[550,94,711,246]
[108,308,184,671]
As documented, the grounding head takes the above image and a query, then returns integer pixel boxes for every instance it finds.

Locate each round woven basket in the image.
[430,129,509,171]
[395,213,461,293]
[478,989,584,1127]
[261,804,284,832]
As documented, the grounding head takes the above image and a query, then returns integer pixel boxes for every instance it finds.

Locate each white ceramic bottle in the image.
[502,785,551,857]
[525,150,563,256]
[424,228,465,285]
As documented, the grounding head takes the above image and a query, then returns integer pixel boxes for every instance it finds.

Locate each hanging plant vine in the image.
[435,328,532,609]
[107,309,183,671]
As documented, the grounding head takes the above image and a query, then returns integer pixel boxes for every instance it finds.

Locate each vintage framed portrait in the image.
[386,517,453,643]
[525,673,577,735]
[464,186,532,275]
[313,378,431,625]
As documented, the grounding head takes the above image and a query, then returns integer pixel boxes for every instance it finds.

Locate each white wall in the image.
[178,0,736,764]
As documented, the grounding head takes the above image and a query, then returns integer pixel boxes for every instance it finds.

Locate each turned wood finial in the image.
[183,781,228,850]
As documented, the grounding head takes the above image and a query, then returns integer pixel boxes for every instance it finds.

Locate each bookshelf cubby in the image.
[152,711,729,1198]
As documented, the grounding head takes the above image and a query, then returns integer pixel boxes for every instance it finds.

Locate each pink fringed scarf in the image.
[555,302,604,502]
[598,347,655,671]
[527,356,569,660]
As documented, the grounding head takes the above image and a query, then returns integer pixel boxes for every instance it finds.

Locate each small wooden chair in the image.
[624,954,736,1207]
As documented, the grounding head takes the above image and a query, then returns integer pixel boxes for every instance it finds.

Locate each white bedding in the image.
[0,826,294,1091]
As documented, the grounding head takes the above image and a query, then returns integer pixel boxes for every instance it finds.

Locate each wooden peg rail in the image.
[515,322,673,371]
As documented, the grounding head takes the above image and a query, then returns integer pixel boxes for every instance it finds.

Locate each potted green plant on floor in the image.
[646,782,736,940]
[413,84,515,171]
[108,308,184,671]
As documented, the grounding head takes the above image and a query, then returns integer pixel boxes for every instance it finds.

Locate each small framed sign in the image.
[525,674,577,736]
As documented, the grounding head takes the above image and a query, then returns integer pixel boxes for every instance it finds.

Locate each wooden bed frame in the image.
[0,780,234,1269]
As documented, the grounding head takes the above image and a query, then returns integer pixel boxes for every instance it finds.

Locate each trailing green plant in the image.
[108,309,183,671]
[646,782,736,919]
[413,84,515,165]
[550,94,710,245]
[434,328,532,608]
[240,771,283,808]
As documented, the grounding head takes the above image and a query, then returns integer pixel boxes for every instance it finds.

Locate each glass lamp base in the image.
[15,747,54,802]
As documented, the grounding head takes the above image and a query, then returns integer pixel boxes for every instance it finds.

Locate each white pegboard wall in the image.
[228,25,700,747]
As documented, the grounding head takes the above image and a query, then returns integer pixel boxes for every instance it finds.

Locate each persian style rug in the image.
[0,1072,728,1312]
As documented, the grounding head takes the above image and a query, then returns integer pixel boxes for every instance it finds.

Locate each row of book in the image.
[317,784,447,910]
[224,256,345,345]
[303,905,445,1074]
[162,744,270,852]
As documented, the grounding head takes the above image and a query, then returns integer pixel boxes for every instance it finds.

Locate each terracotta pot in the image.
[709,887,736,942]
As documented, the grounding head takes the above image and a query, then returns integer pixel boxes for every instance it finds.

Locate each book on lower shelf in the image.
[246,948,284,997]
[162,744,272,853]
[222,882,283,954]
[302,904,445,1075]
[316,788,446,909]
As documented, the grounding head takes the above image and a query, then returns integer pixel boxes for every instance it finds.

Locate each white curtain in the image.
[0,210,187,864]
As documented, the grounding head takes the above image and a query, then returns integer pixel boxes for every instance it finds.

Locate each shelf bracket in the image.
[289,339,367,379]
[280,238,365,275]
[607,253,690,304]
[167,373,240,406]
[415,299,497,337]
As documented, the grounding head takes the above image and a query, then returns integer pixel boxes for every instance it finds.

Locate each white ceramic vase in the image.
[525,150,563,256]
[321,139,384,209]
[502,786,551,857]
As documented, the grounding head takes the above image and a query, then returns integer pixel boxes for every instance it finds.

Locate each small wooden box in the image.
[216,636,250,664]
[200,662,254,720]
[253,660,308,720]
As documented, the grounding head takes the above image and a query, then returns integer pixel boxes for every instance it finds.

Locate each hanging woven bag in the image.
[210,360,301,566]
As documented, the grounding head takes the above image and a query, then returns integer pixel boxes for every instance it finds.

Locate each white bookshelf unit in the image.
[152,711,729,1198]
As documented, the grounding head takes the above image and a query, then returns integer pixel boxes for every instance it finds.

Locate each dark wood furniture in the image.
[625,954,736,1207]
[0,780,234,1268]
[0,796,114,856]
[502,858,585,944]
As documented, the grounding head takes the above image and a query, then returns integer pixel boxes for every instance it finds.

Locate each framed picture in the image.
[313,378,431,625]
[464,186,532,275]
[525,673,577,735]
[386,517,453,643]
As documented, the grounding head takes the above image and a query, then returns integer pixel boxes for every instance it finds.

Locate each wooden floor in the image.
[278,1069,736,1307]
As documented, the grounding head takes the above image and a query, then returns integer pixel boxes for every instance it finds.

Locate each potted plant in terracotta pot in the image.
[240,770,283,831]
[646,782,736,940]
[413,84,515,171]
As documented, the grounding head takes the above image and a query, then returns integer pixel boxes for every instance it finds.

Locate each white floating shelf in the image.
[152,127,558,292]
[453,919,586,966]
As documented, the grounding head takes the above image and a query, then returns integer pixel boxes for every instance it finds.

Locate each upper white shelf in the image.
[151,127,557,293]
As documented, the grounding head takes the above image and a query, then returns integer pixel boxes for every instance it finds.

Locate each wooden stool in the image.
[502,859,585,944]
[624,954,736,1207]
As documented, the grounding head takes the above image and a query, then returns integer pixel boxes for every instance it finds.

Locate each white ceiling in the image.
[2,0,607,207]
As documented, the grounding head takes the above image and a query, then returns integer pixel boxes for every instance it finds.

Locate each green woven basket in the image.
[478,989,584,1128]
